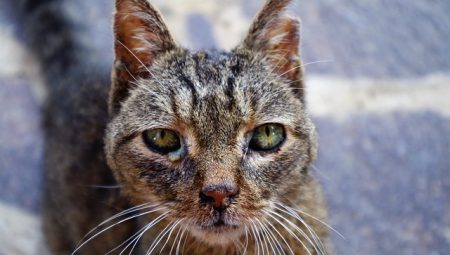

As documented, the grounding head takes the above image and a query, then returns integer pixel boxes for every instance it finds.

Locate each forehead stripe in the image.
[177,72,198,106]
[225,76,236,110]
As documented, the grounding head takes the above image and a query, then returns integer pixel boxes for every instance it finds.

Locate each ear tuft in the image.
[111,0,176,115]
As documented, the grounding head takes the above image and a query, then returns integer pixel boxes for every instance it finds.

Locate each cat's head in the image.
[106,0,317,245]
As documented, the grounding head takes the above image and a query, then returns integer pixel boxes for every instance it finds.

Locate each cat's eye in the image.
[249,124,285,151]
[143,129,182,154]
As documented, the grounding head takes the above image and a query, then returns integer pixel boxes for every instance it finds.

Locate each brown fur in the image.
[41,0,330,254]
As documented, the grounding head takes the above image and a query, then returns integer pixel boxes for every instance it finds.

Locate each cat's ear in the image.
[111,0,177,114]
[238,0,304,99]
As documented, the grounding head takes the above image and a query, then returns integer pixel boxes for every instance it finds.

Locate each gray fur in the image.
[22,0,330,253]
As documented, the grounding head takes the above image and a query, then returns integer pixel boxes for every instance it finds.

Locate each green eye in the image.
[249,124,285,151]
[143,129,182,154]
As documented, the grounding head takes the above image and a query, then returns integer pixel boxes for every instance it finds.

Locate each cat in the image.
[21,0,330,254]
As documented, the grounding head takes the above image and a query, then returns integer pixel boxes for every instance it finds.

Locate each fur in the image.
[21,0,330,254]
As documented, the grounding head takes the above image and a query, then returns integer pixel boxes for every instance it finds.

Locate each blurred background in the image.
[0,0,449,254]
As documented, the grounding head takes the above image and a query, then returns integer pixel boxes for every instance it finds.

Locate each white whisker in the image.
[116,39,152,75]
[255,218,278,255]
[72,206,164,254]
[122,63,140,84]
[284,202,345,240]
[145,219,176,255]
[159,219,183,254]
[271,208,322,254]
[243,226,249,255]
[254,220,267,255]
[180,223,190,255]
[77,202,156,246]
[110,212,169,255]
[88,184,122,189]
[168,221,183,255]
[262,218,295,255]
[311,165,332,181]
[105,217,153,254]
[254,219,269,255]
[176,224,189,255]
[276,203,327,255]
[249,221,261,255]
[263,209,312,255]
[232,237,244,255]
[268,60,333,85]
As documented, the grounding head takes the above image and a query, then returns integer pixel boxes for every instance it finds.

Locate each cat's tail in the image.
[18,0,79,77]
[17,0,113,83]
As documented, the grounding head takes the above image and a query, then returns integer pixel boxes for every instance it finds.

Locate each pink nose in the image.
[200,185,239,210]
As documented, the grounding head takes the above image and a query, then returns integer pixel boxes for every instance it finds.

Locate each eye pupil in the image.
[265,126,270,137]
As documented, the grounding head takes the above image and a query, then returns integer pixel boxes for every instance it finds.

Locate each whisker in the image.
[311,165,332,181]
[258,220,270,254]
[116,39,152,75]
[265,222,286,255]
[253,219,268,255]
[232,237,244,255]
[114,213,168,255]
[284,202,345,240]
[261,217,287,255]
[262,218,295,255]
[159,219,183,254]
[285,78,306,88]
[268,60,333,85]
[254,220,267,255]
[105,219,149,255]
[176,224,189,255]
[275,203,327,255]
[271,205,324,255]
[168,221,184,255]
[127,214,168,255]
[72,206,164,254]
[115,39,168,91]
[77,202,156,245]
[249,221,261,255]
[255,218,278,255]
[265,51,292,77]
[263,209,312,255]
[180,223,190,255]
[88,184,122,189]
[302,60,333,68]
[122,63,140,84]
[145,219,176,255]
[243,226,249,255]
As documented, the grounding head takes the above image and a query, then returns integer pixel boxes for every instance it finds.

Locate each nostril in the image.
[199,191,215,205]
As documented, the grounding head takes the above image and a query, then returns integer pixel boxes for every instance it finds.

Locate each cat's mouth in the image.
[203,219,239,232]
[189,217,244,245]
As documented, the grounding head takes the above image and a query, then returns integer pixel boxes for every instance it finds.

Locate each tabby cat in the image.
[23,0,330,254]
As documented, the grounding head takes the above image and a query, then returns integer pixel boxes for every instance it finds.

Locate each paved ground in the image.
[0,0,449,254]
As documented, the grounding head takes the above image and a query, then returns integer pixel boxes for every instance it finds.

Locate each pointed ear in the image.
[238,0,304,99]
[110,0,177,115]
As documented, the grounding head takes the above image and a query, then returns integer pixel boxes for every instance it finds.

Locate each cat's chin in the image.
[189,224,244,246]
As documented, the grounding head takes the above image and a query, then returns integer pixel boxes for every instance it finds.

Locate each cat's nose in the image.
[200,184,239,210]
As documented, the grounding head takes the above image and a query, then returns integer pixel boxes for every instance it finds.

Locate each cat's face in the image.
[106,0,316,245]
[106,49,316,244]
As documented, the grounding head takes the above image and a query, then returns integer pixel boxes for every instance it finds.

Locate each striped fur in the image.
[22,0,330,253]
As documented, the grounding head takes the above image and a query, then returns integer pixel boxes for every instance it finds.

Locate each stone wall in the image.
[0,0,449,254]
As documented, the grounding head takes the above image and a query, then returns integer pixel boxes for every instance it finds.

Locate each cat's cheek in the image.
[242,146,307,199]
[243,135,300,181]
[107,145,184,204]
